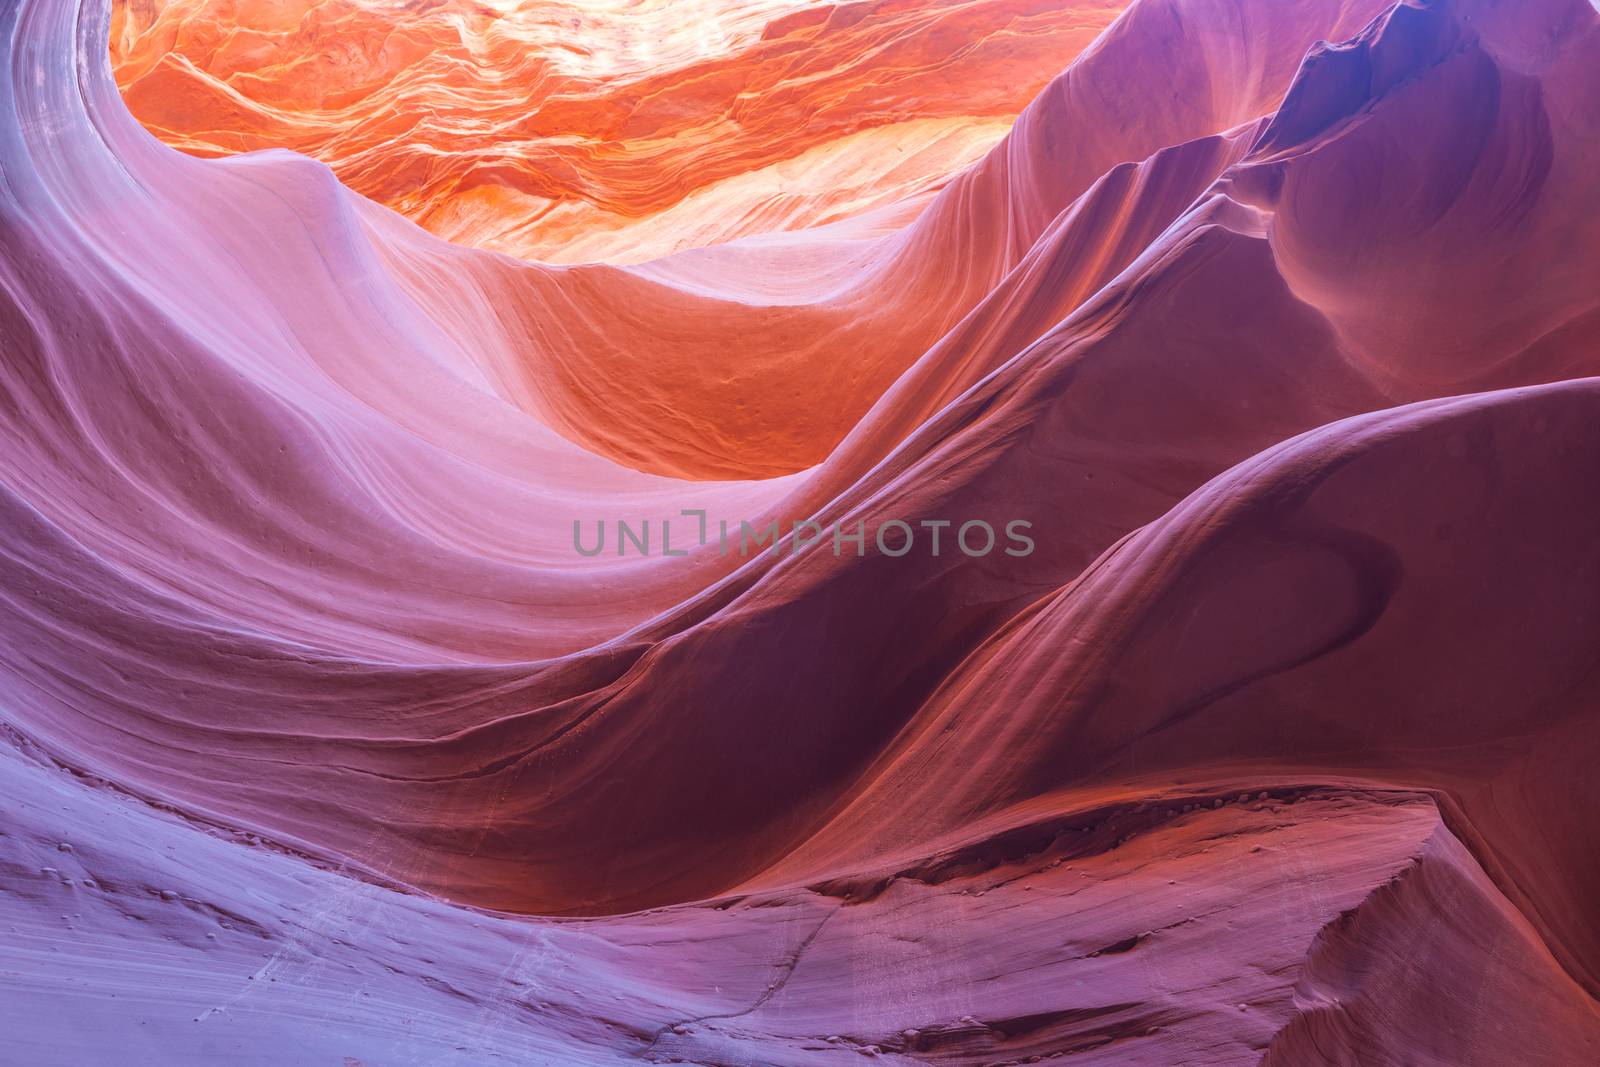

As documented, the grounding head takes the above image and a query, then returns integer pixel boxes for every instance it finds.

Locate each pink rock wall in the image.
[2,0,1598,1062]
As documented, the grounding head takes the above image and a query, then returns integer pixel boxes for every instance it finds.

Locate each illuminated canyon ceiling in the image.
[109,0,1125,263]
[3,0,1600,1063]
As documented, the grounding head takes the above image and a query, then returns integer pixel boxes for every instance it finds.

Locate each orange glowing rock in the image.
[111,0,1125,262]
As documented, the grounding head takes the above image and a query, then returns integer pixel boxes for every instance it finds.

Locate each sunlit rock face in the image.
[5,0,1600,1063]
[109,0,1124,262]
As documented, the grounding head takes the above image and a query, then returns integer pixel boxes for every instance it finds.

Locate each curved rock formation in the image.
[109,0,1125,262]
[2,0,1598,1061]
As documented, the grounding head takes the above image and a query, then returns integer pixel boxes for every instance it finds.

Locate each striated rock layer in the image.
[109,0,1125,262]
[2,0,1599,1062]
